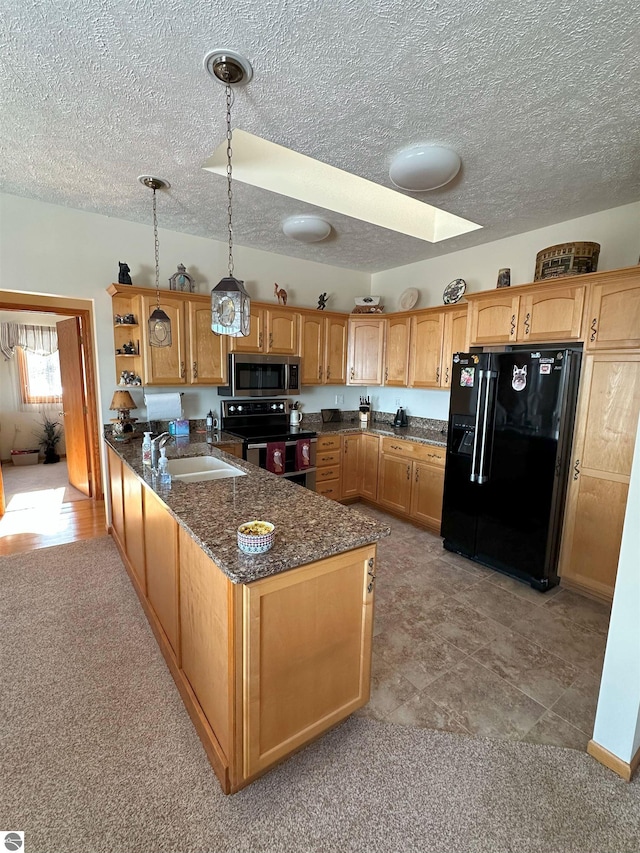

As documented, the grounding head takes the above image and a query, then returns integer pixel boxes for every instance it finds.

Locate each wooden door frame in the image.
[0,291,103,501]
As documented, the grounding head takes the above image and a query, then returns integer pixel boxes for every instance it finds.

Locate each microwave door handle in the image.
[470,369,484,483]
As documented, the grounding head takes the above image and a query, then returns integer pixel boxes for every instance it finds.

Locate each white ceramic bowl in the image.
[237,521,275,554]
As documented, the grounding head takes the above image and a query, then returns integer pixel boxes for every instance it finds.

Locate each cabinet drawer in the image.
[316,481,341,499]
[382,437,446,465]
[317,435,342,452]
[317,450,341,466]
[316,466,340,482]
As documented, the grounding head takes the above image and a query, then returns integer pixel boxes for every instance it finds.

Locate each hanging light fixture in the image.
[138,175,172,347]
[204,50,252,337]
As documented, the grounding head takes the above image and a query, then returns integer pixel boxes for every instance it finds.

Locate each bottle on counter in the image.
[157,446,171,485]
[206,410,214,433]
[142,431,153,467]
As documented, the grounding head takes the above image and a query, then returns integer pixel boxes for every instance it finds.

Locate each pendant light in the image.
[204,50,252,337]
[138,175,172,347]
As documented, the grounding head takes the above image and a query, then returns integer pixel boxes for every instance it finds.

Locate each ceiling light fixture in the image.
[138,175,172,348]
[389,144,461,192]
[282,215,331,243]
[204,49,253,337]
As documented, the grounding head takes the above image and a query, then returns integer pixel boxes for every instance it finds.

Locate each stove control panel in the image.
[222,399,288,418]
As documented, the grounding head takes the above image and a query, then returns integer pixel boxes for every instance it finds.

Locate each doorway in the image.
[0,291,105,555]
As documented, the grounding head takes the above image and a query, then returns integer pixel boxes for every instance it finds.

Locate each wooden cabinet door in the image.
[409,312,444,388]
[360,434,380,501]
[140,295,186,384]
[179,527,233,762]
[441,307,469,388]
[587,277,640,350]
[410,461,445,532]
[231,306,264,353]
[468,293,520,345]
[519,285,585,342]
[324,315,348,385]
[267,308,299,355]
[347,318,385,385]
[559,353,640,600]
[242,546,375,779]
[144,488,180,655]
[107,447,124,548]
[378,452,412,514]
[300,314,323,385]
[122,462,145,593]
[384,316,411,386]
[187,301,228,385]
[342,434,361,498]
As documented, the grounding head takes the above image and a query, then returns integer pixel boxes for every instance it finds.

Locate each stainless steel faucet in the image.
[150,432,173,470]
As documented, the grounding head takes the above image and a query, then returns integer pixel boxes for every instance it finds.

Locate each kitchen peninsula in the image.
[105,434,389,794]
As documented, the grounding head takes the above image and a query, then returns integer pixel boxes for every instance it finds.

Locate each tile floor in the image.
[355,504,611,752]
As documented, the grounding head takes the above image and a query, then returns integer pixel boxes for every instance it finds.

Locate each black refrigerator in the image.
[441,347,581,590]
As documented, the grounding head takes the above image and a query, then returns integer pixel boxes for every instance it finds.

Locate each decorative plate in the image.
[443,278,466,304]
[399,287,419,311]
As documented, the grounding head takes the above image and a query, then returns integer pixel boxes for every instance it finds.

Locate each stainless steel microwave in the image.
[217,353,301,397]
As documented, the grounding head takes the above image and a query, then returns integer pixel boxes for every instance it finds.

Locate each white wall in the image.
[372,202,640,311]
[0,310,69,459]
[591,416,640,765]
[0,193,370,426]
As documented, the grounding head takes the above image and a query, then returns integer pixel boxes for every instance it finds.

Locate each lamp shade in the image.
[282,215,331,243]
[109,390,137,411]
[389,145,461,192]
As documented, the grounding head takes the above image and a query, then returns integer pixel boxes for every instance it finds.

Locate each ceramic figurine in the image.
[118,262,132,284]
[274,283,288,305]
[497,268,511,288]
[317,292,328,310]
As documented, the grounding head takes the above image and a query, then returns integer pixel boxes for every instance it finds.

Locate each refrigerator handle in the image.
[477,371,495,485]
[470,369,485,483]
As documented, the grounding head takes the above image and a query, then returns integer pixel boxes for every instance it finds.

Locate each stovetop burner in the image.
[221,398,317,444]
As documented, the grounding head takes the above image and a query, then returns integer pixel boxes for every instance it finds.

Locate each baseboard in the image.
[587,739,640,782]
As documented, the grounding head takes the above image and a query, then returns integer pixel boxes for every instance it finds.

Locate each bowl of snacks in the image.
[237,520,275,554]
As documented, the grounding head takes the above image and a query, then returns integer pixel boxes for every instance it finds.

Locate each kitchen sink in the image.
[166,456,247,483]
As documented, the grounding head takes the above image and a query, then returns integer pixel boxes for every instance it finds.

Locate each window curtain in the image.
[0,322,59,360]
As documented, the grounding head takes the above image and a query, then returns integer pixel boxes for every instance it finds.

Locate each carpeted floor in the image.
[1,539,639,853]
[1,459,87,507]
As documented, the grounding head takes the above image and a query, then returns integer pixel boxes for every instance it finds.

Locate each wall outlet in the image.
[335,394,344,405]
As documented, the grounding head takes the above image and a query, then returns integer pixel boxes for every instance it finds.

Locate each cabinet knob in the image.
[590,318,598,342]
[269,332,273,348]
[524,312,531,335]
[326,366,331,380]
[406,464,411,480]
[319,365,323,380]
[180,361,185,379]
[510,314,516,336]
[259,332,263,348]
[415,468,419,483]
[367,557,376,593]
[384,366,388,381]
[192,361,198,379]
[445,366,449,384]
[436,366,440,383]
[350,367,355,381]
[573,459,581,480]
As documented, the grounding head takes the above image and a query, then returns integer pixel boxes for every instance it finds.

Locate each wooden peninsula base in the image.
[107,445,379,794]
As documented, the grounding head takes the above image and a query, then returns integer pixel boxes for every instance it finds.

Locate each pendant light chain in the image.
[226,83,234,278]
[152,187,161,309]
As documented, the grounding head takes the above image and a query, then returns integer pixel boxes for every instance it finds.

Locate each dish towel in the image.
[295,439,311,470]
[266,442,286,475]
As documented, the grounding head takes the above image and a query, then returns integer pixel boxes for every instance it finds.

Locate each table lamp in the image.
[109,390,138,437]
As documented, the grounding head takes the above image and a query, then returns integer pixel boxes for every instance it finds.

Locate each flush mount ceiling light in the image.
[203,132,481,243]
[389,145,462,192]
[282,215,331,243]
[204,49,252,337]
[138,175,172,348]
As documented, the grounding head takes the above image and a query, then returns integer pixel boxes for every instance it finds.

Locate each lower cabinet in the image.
[342,434,361,498]
[360,434,380,501]
[107,447,125,547]
[377,438,446,534]
[242,546,375,779]
[106,450,376,794]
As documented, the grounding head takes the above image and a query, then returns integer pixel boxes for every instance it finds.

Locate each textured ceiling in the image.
[2,0,639,272]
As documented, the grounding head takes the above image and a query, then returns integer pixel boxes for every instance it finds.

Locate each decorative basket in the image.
[534,242,600,281]
[10,449,40,466]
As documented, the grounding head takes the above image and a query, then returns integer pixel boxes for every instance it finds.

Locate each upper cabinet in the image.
[384,316,411,386]
[586,272,640,350]
[409,311,444,387]
[518,283,585,343]
[187,301,228,386]
[300,312,348,385]
[231,306,299,355]
[467,291,520,346]
[347,318,385,385]
[139,293,188,385]
[441,306,469,388]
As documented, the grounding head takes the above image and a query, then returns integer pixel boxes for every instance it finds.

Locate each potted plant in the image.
[35,414,62,464]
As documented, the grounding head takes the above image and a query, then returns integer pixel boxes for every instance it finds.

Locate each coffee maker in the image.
[393,407,408,428]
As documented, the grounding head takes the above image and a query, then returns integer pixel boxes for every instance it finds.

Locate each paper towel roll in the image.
[145,392,182,420]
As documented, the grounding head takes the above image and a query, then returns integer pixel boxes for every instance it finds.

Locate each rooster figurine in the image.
[274,282,288,306]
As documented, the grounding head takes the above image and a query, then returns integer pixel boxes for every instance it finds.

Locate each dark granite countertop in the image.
[105,433,389,585]
[314,421,448,447]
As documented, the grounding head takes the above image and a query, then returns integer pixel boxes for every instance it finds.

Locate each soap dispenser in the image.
[142,431,153,467]
[157,446,171,485]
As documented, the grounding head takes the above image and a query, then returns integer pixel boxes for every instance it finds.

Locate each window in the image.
[16,347,63,404]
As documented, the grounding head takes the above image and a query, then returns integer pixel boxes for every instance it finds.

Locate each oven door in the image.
[246,438,317,489]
